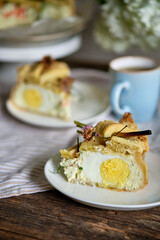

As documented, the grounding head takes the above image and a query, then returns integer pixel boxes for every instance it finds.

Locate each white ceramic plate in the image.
[44,152,160,210]
[6,81,110,128]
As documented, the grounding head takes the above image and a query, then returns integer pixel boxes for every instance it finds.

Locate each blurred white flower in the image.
[94,0,160,52]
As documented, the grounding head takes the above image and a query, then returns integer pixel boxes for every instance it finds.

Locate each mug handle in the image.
[110,81,131,115]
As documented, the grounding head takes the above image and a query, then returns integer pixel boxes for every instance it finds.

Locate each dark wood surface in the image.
[0,59,160,240]
[0,190,160,240]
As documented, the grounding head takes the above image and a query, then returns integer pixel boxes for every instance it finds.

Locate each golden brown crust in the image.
[95,113,149,152]
[119,112,138,130]
[121,113,149,152]
[60,144,79,159]
[134,151,149,189]
[17,59,71,91]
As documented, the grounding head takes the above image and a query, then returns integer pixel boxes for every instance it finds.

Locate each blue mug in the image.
[110,56,160,122]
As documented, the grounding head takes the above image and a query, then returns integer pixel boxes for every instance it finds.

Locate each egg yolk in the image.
[100,158,130,188]
[23,89,42,108]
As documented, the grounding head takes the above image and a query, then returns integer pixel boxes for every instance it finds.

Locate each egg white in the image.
[82,151,143,190]
[13,83,61,113]
[81,151,127,184]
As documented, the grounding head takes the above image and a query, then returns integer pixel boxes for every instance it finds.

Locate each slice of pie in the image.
[0,0,75,30]
[10,56,75,121]
[60,113,151,191]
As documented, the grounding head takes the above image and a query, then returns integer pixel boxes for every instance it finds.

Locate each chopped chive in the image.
[57,165,62,173]
[74,121,86,128]
[91,131,96,137]
[78,167,83,170]
[77,137,79,152]
[77,130,83,134]
[49,166,62,174]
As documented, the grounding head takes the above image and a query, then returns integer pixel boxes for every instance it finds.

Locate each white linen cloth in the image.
[0,68,160,199]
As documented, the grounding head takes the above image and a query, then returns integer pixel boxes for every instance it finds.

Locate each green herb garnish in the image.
[78,167,83,170]
[57,165,62,173]
[77,130,83,134]
[49,165,62,174]
[77,137,80,153]
[74,121,152,142]
[74,121,86,128]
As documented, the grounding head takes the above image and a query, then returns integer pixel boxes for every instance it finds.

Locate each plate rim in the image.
[0,21,85,43]
[6,100,111,128]
[44,152,160,210]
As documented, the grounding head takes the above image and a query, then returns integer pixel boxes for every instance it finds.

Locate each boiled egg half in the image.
[81,151,142,191]
[12,83,62,114]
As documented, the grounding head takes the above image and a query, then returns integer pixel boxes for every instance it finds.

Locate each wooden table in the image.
[0,190,160,240]
[0,59,160,240]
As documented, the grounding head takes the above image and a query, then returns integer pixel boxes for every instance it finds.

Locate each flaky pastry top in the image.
[61,113,150,160]
[16,56,74,94]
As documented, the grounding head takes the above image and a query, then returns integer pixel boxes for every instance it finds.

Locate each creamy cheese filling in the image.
[61,151,143,191]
